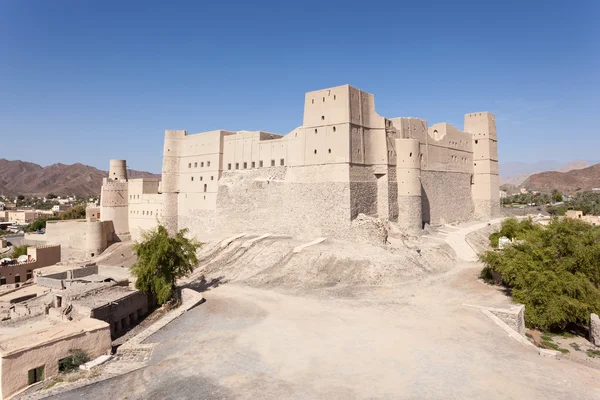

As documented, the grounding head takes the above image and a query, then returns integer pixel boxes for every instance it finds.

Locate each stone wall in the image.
[421,171,474,226]
[489,305,525,335]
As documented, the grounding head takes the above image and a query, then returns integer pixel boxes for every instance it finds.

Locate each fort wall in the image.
[114,84,499,247]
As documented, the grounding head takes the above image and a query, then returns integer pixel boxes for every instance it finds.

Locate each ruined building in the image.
[97,84,499,245]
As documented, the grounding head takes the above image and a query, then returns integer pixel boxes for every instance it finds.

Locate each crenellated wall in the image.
[121,84,499,246]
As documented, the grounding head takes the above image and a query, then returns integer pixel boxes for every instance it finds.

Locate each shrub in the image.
[488,217,536,248]
[132,224,202,304]
[58,350,89,372]
[11,245,28,258]
[480,217,600,331]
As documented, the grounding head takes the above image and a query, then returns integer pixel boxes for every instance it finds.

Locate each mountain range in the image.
[1,158,598,198]
[0,159,160,198]
[500,160,598,186]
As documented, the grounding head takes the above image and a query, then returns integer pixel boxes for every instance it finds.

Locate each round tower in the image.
[396,138,422,232]
[85,220,107,258]
[161,130,186,236]
[100,159,130,240]
[109,159,128,181]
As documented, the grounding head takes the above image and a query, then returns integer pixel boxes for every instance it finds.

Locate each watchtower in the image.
[465,112,500,218]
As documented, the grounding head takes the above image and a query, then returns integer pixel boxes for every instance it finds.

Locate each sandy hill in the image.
[0,159,160,197]
[521,163,600,193]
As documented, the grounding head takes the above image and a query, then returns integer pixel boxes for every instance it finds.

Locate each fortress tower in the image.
[161,130,186,236]
[465,112,500,218]
[396,138,422,231]
[100,159,130,241]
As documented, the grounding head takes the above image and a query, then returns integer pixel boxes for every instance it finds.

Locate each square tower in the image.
[465,112,500,218]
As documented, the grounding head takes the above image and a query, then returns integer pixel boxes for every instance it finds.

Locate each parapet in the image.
[108,159,127,182]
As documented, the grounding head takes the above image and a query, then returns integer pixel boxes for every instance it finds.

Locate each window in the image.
[26,270,32,280]
[194,162,198,167]
[243,162,247,169]
[28,366,45,385]
[200,176,203,181]
[188,163,191,168]
[201,162,204,167]
[207,161,210,167]
[251,161,255,168]
[14,274,20,283]
[314,149,317,154]
[235,163,239,169]
[333,126,336,132]
[211,176,214,180]
[203,184,207,192]
[228,163,231,170]
[321,116,325,120]
[260,161,264,167]
[328,149,331,154]
[280,159,285,166]
[0,277,5,285]
[271,159,275,166]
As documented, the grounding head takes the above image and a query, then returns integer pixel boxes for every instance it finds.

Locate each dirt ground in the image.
[48,220,600,400]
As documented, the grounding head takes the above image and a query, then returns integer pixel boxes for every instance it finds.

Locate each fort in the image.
[46,84,500,252]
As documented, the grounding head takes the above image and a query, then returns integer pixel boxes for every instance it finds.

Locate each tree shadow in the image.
[182,274,227,293]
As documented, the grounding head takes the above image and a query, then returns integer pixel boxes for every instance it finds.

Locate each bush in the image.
[547,205,567,216]
[60,205,86,220]
[26,217,59,232]
[488,217,536,248]
[58,350,89,372]
[480,217,600,331]
[11,245,28,258]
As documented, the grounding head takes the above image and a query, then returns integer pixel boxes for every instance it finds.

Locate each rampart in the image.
[108,84,499,246]
[42,220,113,260]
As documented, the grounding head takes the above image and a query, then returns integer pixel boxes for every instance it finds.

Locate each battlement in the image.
[116,84,501,241]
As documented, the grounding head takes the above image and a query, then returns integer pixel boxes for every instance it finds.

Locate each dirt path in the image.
[45,219,600,399]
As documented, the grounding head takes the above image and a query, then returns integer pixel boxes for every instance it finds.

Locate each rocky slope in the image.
[0,159,160,197]
[521,163,600,192]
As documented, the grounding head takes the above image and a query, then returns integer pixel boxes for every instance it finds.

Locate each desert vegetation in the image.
[480,217,600,331]
[132,224,202,305]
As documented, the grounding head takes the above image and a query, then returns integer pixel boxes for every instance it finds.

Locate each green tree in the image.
[12,245,28,258]
[26,217,59,232]
[60,205,86,220]
[46,193,58,199]
[132,225,202,305]
[551,189,563,203]
[480,217,600,331]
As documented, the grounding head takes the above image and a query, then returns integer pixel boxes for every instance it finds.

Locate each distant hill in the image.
[500,160,597,186]
[521,163,600,193]
[0,159,160,198]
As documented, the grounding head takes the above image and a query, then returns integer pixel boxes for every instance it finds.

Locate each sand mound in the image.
[188,234,456,290]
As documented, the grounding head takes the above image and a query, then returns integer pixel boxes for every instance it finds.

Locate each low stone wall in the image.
[488,304,525,335]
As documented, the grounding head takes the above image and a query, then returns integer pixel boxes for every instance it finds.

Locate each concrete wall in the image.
[0,319,110,399]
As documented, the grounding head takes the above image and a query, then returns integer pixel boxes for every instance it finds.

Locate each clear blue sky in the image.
[1,0,598,173]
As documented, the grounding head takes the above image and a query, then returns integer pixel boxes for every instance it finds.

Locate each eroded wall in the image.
[0,320,110,399]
